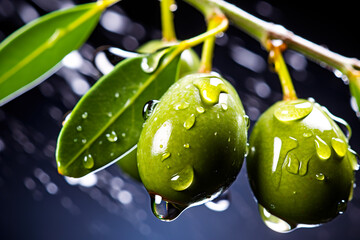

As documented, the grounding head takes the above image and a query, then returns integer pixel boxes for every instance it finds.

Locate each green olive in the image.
[137,39,200,78]
[137,73,248,215]
[246,99,357,230]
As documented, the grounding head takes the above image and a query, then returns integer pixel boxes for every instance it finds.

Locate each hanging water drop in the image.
[194,77,228,105]
[258,204,297,233]
[184,114,196,130]
[143,100,160,120]
[83,154,94,169]
[274,100,313,122]
[141,48,169,73]
[337,200,347,214]
[205,190,231,212]
[106,131,118,142]
[62,111,72,126]
[331,138,347,158]
[170,165,194,191]
[314,135,331,160]
[151,194,186,221]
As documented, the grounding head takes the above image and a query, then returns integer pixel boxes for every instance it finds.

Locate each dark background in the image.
[1,0,360,239]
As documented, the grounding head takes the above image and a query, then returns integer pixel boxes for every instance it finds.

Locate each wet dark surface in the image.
[1,0,360,239]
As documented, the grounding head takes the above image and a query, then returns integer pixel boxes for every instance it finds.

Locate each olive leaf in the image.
[349,77,360,117]
[56,47,181,177]
[0,1,113,106]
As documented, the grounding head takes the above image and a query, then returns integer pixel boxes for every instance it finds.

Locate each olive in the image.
[137,39,200,78]
[137,73,248,220]
[246,99,357,231]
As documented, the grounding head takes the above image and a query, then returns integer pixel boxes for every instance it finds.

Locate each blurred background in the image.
[1,0,360,239]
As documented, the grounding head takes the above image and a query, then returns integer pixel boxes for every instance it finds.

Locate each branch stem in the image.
[161,0,177,42]
[184,0,360,80]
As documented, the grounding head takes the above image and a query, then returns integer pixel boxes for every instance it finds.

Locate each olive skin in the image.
[116,41,200,181]
[137,73,248,206]
[247,99,356,225]
[137,39,200,78]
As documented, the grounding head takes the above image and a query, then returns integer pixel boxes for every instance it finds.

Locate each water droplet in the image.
[106,131,118,142]
[196,106,205,113]
[175,102,190,110]
[161,152,171,161]
[107,112,113,117]
[214,132,218,136]
[194,77,228,105]
[114,92,120,98]
[303,132,312,138]
[170,165,194,191]
[143,100,160,120]
[274,100,313,122]
[314,135,331,160]
[244,115,250,129]
[285,153,299,175]
[121,132,126,137]
[331,138,347,158]
[98,140,103,145]
[62,111,72,126]
[81,139,87,144]
[141,48,169,73]
[337,200,347,214]
[184,114,196,130]
[81,112,88,119]
[151,194,186,221]
[73,138,78,143]
[183,143,190,149]
[221,103,228,111]
[321,106,352,139]
[83,154,94,169]
[205,190,231,212]
[76,125,82,132]
[348,148,360,170]
[228,137,231,142]
[258,204,296,233]
[316,173,325,181]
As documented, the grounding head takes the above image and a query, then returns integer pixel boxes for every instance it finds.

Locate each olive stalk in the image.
[267,40,297,101]
[183,0,360,82]
[199,12,225,73]
[161,0,177,42]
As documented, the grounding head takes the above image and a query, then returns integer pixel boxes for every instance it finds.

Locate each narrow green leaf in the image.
[0,1,114,106]
[349,77,360,117]
[56,49,181,177]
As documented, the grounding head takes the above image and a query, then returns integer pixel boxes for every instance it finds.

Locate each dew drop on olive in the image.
[137,73,248,221]
[246,99,358,232]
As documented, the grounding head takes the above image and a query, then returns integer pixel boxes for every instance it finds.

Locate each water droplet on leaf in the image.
[76,125,82,132]
[81,112,88,119]
[141,48,169,73]
[106,131,118,142]
[83,154,94,169]
[170,165,194,191]
[183,143,190,149]
[81,139,87,144]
